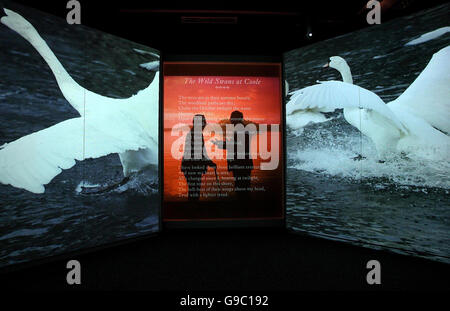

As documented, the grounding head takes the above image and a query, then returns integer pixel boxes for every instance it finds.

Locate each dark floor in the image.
[1,228,449,292]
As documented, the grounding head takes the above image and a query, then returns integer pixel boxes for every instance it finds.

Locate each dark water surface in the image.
[284,4,450,263]
[0,3,160,267]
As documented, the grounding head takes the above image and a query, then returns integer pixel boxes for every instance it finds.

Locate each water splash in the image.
[288,119,450,190]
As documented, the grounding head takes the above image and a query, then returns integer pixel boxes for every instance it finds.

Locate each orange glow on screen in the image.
[163,62,283,220]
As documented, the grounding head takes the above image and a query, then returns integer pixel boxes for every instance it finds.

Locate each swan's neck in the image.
[13,21,85,114]
[338,65,353,84]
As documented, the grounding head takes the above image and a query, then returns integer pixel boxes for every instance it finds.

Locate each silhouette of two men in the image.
[181,111,254,201]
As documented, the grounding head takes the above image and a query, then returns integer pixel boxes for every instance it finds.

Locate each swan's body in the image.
[0,9,159,193]
[287,48,450,159]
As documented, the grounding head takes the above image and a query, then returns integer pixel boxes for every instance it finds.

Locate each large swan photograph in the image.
[0,3,160,267]
[284,3,449,263]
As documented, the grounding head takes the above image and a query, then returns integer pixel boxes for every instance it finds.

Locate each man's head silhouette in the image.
[193,114,207,130]
[230,111,244,125]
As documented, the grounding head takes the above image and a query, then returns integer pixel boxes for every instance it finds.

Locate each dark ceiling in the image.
[4,0,449,55]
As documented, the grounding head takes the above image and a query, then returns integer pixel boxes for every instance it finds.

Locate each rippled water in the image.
[0,4,160,267]
[284,3,450,263]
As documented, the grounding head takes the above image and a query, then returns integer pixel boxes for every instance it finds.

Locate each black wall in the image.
[5,0,449,55]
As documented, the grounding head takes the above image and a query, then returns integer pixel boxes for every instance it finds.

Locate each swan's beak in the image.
[322,62,329,68]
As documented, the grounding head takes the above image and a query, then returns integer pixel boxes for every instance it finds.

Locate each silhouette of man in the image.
[181,114,216,201]
[214,110,254,201]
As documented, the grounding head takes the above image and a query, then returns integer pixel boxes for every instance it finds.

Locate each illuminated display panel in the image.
[163,61,284,225]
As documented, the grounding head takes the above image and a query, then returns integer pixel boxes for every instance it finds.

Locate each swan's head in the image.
[323,56,353,84]
[323,56,348,71]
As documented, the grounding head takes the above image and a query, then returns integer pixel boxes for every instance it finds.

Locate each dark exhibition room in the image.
[0,0,449,304]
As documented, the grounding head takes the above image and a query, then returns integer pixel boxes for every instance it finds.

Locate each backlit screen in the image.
[163,61,284,224]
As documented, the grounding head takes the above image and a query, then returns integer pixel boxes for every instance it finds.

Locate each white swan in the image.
[0,9,159,194]
[286,47,450,159]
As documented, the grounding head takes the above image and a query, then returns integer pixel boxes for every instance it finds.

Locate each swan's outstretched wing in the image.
[287,81,407,132]
[388,46,450,133]
[0,118,84,193]
[0,110,155,194]
[0,69,159,193]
